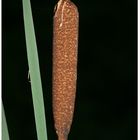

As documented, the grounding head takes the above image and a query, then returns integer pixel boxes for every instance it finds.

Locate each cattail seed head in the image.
[52,0,79,139]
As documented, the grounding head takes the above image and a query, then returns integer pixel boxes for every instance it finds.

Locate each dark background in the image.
[2,0,137,139]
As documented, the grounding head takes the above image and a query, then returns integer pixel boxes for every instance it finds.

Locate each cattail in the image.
[52,0,79,140]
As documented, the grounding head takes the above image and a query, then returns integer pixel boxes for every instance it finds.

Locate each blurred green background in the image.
[2,0,137,139]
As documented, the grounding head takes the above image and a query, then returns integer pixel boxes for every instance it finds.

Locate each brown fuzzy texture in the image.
[52,0,79,140]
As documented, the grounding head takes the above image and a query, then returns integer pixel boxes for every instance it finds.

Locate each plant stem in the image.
[58,136,67,140]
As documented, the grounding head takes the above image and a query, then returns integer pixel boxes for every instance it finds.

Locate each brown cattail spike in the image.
[52,0,79,140]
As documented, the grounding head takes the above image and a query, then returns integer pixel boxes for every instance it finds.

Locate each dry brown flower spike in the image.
[52,0,79,140]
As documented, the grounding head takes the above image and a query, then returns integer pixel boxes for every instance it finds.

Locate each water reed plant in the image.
[3,0,78,140]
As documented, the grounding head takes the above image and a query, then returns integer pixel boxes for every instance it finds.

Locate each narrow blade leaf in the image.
[22,1,48,140]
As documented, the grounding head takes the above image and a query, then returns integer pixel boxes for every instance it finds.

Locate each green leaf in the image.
[2,104,10,140]
[22,1,48,140]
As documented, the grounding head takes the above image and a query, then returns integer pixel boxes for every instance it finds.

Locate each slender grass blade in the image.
[22,1,48,140]
[2,104,10,140]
